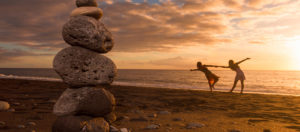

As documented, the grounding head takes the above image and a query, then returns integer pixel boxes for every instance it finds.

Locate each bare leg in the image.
[208,81,213,92]
[212,78,219,89]
[240,80,244,94]
[230,80,238,92]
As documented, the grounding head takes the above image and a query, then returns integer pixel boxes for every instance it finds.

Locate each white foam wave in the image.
[0,74,62,82]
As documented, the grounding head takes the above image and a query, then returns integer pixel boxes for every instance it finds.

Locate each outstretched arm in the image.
[236,58,251,64]
[204,65,229,68]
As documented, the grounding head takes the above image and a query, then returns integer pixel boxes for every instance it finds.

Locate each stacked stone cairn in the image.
[52,0,117,131]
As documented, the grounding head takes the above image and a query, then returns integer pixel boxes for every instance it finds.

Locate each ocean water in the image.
[1,68,300,96]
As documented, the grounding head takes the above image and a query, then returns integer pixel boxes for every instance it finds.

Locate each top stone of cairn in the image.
[76,0,98,7]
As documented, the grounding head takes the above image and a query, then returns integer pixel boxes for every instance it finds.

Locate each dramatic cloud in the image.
[1,0,300,69]
[0,47,51,62]
[0,0,73,51]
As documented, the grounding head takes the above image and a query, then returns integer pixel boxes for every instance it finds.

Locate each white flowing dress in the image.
[235,67,245,81]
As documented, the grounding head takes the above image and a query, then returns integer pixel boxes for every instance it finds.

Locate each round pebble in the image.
[0,101,10,111]
[70,7,103,20]
[76,0,98,7]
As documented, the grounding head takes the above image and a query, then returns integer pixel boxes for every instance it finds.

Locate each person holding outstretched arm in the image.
[218,58,250,94]
[190,62,220,92]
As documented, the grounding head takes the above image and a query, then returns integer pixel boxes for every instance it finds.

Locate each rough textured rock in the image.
[84,117,110,132]
[53,87,115,116]
[145,124,160,130]
[0,101,10,111]
[53,46,117,87]
[70,7,103,20]
[104,112,116,123]
[76,0,98,7]
[52,116,109,132]
[186,123,205,129]
[62,16,114,53]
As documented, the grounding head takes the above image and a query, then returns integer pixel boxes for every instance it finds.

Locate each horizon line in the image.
[0,68,299,72]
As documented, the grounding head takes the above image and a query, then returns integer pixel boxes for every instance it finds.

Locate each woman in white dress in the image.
[219,58,250,94]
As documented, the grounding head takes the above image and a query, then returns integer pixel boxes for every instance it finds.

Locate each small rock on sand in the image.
[173,118,183,121]
[148,113,157,118]
[157,111,171,115]
[27,122,36,126]
[228,129,240,132]
[117,116,130,121]
[129,109,143,114]
[17,125,25,129]
[186,123,204,129]
[0,121,7,129]
[145,124,160,130]
[110,125,119,132]
[0,101,10,111]
[120,128,129,132]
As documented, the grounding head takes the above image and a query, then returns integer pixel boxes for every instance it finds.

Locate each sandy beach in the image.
[0,78,300,132]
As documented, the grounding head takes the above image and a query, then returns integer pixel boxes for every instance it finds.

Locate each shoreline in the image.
[0,77,299,97]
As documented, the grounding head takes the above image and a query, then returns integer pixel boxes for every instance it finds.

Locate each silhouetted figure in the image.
[218,58,250,94]
[190,62,220,92]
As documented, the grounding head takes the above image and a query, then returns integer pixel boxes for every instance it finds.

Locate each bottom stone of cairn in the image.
[52,115,109,132]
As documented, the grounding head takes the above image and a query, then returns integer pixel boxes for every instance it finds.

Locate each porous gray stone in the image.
[53,46,117,87]
[70,7,103,20]
[76,0,98,7]
[53,87,115,116]
[62,16,114,53]
[52,116,109,132]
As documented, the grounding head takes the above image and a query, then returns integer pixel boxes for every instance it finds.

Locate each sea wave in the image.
[0,74,62,82]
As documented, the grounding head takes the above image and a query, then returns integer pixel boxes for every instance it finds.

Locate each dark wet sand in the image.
[0,79,300,132]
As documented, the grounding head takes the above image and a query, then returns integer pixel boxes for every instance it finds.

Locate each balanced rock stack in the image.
[52,0,117,131]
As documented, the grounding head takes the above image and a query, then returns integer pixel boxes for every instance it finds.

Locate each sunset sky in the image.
[0,0,300,70]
